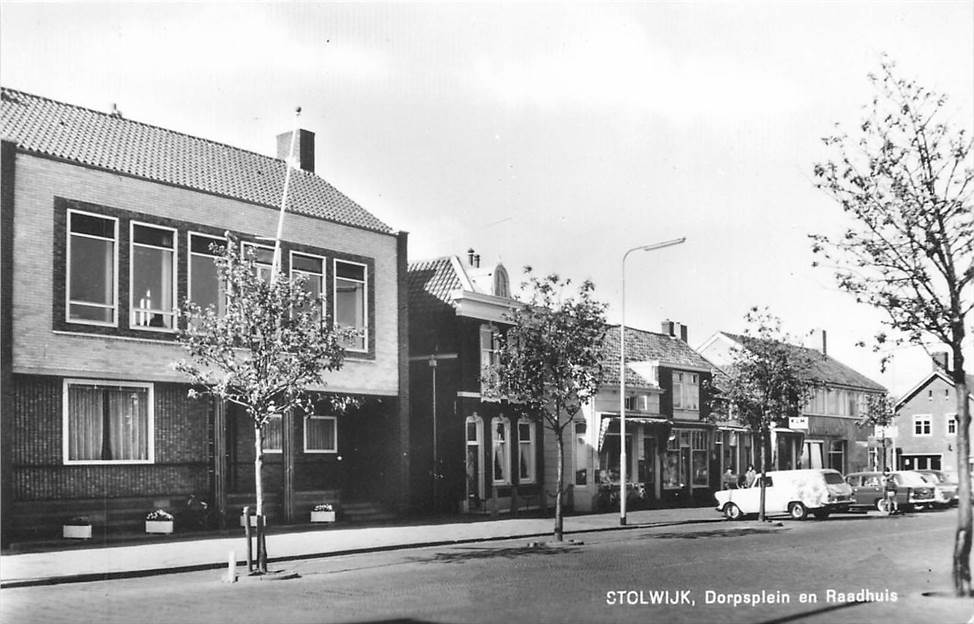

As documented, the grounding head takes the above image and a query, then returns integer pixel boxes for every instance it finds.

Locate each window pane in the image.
[292,253,322,274]
[264,416,282,451]
[190,253,222,312]
[70,213,114,238]
[132,244,174,328]
[133,224,173,248]
[336,261,365,281]
[67,384,149,462]
[191,234,223,255]
[336,277,366,350]
[306,417,336,452]
[69,234,114,322]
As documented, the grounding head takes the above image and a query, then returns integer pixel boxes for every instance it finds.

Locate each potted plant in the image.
[310,503,336,523]
[63,516,92,539]
[145,509,174,534]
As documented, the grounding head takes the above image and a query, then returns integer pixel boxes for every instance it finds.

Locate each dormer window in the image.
[493,265,509,298]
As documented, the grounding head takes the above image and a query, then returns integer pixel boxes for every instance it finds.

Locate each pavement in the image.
[0,506,722,588]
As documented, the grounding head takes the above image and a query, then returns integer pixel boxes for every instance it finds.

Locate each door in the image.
[640,437,658,501]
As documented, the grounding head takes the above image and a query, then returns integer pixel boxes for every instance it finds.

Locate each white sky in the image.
[2,1,972,395]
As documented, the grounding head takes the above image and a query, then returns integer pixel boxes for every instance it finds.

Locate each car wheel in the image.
[724,503,743,520]
[875,498,887,513]
[788,502,807,520]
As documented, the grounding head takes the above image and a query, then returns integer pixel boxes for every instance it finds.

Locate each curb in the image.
[0,516,722,589]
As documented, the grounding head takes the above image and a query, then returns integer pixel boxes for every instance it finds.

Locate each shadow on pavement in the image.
[753,600,864,624]
[416,543,582,564]
[647,527,785,539]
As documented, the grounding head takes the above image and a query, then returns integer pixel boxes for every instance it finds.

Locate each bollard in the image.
[225,550,237,583]
[243,505,253,572]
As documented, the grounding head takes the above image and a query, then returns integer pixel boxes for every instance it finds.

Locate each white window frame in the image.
[290,250,326,320]
[947,413,957,436]
[333,258,369,353]
[303,414,338,453]
[673,371,700,411]
[480,324,500,396]
[517,418,536,484]
[62,378,154,465]
[465,415,485,502]
[66,209,119,327]
[491,415,511,485]
[263,414,283,453]
[242,242,275,283]
[913,414,932,437]
[130,221,177,332]
[187,232,226,316]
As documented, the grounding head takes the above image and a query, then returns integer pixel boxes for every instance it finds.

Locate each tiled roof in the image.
[603,325,717,388]
[0,87,393,234]
[407,257,464,315]
[719,332,886,392]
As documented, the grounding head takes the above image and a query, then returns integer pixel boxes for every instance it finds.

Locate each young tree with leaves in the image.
[811,57,973,595]
[859,393,897,472]
[490,270,607,541]
[174,234,347,573]
[717,309,818,522]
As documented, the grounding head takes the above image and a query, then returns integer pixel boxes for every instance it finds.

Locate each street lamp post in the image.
[620,237,686,526]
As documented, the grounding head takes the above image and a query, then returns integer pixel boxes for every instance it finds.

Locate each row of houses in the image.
[0,87,893,543]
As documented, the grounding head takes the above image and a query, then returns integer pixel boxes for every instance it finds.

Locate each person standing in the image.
[744,464,757,488]
[883,469,899,515]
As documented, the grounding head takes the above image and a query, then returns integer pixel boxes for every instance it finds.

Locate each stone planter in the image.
[240,514,267,528]
[310,510,336,523]
[145,520,174,534]
[63,524,92,539]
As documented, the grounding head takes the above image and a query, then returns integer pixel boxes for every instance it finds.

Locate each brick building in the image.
[0,88,409,543]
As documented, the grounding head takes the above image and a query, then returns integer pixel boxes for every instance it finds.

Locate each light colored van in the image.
[714,469,854,520]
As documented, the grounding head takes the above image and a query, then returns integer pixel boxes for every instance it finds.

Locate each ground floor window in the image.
[663,435,684,489]
[827,440,846,472]
[517,419,536,484]
[901,454,941,471]
[574,422,589,486]
[691,430,709,486]
[304,415,337,453]
[263,415,282,453]
[802,441,824,469]
[63,379,153,463]
[466,415,484,504]
[491,416,511,485]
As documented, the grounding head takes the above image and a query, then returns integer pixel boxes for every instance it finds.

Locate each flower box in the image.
[62,523,92,539]
[310,510,336,523]
[145,520,174,534]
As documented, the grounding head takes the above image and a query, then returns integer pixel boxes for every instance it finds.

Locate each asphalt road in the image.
[3,509,973,624]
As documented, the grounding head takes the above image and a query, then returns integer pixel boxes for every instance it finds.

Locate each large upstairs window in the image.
[130,222,176,330]
[188,233,226,317]
[335,260,367,351]
[291,252,325,321]
[67,210,117,325]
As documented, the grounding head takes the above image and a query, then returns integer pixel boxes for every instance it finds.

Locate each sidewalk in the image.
[0,506,720,588]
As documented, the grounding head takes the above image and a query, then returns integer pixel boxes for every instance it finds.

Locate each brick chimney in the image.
[661,320,675,336]
[932,351,950,372]
[276,129,315,173]
[820,329,827,357]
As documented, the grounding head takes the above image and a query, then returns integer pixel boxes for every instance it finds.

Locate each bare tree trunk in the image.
[952,347,971,596]
[554,425,565,542]
[253,421,267,573]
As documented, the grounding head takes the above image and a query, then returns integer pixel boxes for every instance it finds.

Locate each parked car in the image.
[917,470,959,507]
[714,469,853,521]
[845,471,936,512]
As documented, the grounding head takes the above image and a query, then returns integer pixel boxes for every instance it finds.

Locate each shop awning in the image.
[598,415,669,451]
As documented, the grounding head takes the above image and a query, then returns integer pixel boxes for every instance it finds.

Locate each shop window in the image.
[263,414,282,453]
[304,415,337,453]
[517,419,536,484]
[574,422,588,486]
[188,233,226,317]
[67,210,118,325]
[291,251,325,321]
[131,222,176,330]
[491,416,511,485]
[335,260,368,351]
[663,434,684,489]
[691,430,709,486]
[63,380,153,464]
